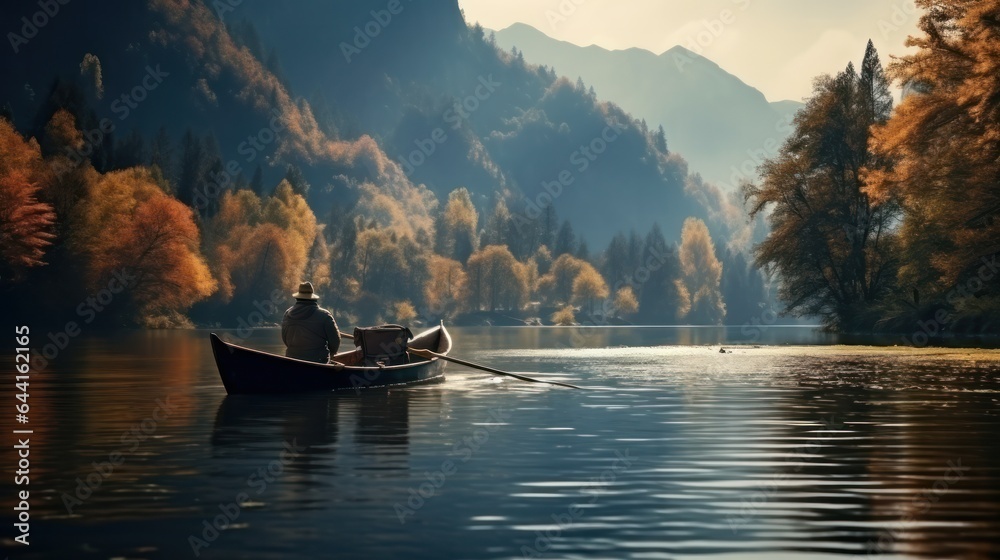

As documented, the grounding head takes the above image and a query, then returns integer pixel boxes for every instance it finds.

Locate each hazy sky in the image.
[457,0,921,102]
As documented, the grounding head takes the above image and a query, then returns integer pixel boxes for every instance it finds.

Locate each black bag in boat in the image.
[353,324,414,366]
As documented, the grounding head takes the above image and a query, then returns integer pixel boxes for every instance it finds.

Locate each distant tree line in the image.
[1,103,768,328]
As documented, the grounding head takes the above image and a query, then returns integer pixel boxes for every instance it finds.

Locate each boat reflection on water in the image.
[210,384,445,484]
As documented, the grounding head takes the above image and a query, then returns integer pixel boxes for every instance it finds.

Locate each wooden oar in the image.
[409,347,582,390]
[340,330,581,389]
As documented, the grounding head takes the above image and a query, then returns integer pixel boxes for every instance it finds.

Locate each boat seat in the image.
[353,324,413,367]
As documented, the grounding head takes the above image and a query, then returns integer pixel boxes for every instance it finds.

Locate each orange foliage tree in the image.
[206,185,321,315]
[71,167,215,322]
[0,119,56,283]
[867,0,1000,289]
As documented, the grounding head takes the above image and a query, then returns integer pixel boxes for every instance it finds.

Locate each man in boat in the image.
[281,281,341,363]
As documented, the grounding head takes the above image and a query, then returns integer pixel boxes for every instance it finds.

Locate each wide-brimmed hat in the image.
[292,281,320,300]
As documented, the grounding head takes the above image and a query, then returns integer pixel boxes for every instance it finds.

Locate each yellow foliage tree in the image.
[206,189,305,308]
[551,305,576,326]
[392,300,418,324]
[263,179,317,290]
[679,217,726,324]
[442,187,478,262]
[466,245,529,311]
[613,286,639,317]
[571,262,610,314]
[537,253,587,306]
[353,227,408,296]
[424,255,468,319]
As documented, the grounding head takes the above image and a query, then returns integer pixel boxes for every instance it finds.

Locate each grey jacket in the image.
[281,300,341,363]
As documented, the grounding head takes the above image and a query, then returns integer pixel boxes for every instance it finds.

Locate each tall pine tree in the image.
[745,42,899,330]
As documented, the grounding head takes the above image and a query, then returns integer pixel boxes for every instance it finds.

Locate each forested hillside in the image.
[0,0,769,329]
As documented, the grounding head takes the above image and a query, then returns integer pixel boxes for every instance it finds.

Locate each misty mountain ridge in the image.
[492,23,803,190]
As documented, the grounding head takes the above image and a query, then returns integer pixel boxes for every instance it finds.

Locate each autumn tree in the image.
[551,305,576,326]
[613,286,639,317]
[537,253,587,306]
[679,218,726,325]
[353,227,408,297]
[71,167,215,323]
[0,119,56,283]
[441,187,478,262]
[263,179,318,288]
[424,255,468,319]
[204,185,319,317]
[571,263,610,315]
[867,1,1000,296]
[466,245,529,311]
[745,42,899,329]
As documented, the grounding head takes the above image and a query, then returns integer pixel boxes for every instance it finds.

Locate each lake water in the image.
[2,326,1000,559]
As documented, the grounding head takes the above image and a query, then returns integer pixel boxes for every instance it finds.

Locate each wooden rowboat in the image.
[210,323,452,395]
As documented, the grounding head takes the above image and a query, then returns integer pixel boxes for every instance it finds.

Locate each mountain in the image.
[492,23,803,190]
[0,0,735,249]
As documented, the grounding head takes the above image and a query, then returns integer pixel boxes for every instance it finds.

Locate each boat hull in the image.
[210,324,452,395]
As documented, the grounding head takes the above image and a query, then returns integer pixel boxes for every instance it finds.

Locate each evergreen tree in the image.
[602,232,629,285]
[745,42,899,330]
[150,127,173,181]
[284,164,310,197]
[637,224,686,323]
[554,220,576,257]
[249,164,265,197]
[177,129,205,207]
